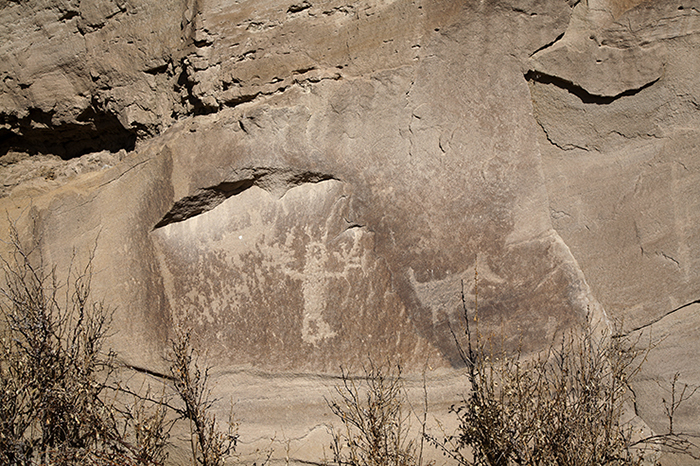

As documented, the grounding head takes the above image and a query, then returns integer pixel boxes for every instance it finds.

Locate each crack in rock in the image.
[529,32,565,58]
[626,299,700,334]
[154,168,338,229]
[525,70,659,104]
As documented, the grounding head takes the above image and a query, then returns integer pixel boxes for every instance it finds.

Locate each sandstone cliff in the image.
[1,0,699,463]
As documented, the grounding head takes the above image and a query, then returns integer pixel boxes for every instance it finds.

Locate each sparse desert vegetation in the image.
[0,225,235,466]
[0,231,697,465]
[326,361,422,466]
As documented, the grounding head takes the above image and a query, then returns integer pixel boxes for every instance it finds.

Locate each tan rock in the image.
[1,0,699,463]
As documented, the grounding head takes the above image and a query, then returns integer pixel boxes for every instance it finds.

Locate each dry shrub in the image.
[167,327,238,466]
[0,222,240,466]
[327,361,422,466]
[0,224,171,465]
[447,328,645,466]
[107,385,174,466]
[431,277,699,466]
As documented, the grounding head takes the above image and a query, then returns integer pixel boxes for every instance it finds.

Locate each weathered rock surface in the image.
[1,0,699,463]
[529,0,700,460]
[0,0,190,157]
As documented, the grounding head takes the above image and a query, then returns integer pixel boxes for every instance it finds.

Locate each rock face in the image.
[1,0,699,463]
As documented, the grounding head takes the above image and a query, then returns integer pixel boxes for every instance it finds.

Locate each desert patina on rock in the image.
[1,0,699,463]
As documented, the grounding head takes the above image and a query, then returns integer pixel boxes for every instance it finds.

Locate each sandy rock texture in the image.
[1,0,699,463]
